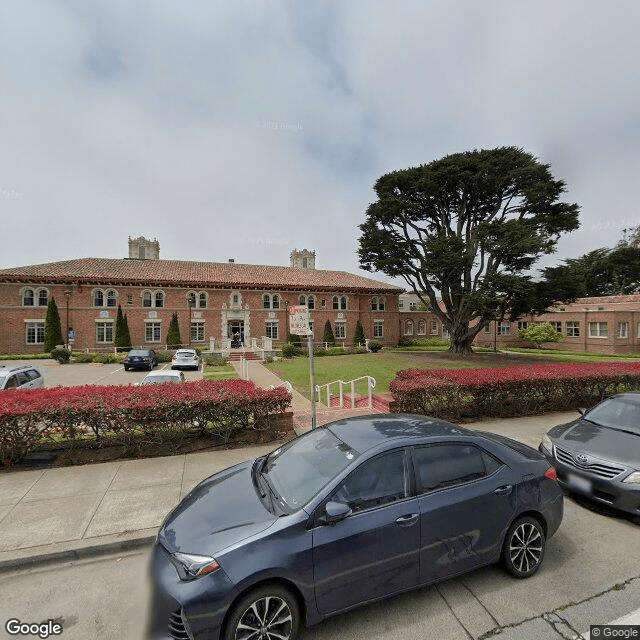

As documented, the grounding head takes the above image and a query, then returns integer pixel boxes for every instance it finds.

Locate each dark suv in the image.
[123,349,158,371]
[0,365,45,390]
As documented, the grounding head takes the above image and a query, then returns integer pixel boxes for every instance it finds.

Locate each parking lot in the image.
[0,358,203,388]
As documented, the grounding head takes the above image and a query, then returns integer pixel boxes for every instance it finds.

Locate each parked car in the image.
[123,348,158,371]
[171,348,200,370]
[0,364,44,390]
[540,392,640,518]
[147,414,563,640]
[139,370,186,385]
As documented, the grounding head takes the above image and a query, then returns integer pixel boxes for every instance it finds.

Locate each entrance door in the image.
[227,320,244,345]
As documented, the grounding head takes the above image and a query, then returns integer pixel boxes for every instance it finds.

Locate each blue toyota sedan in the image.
[147,414,563,640]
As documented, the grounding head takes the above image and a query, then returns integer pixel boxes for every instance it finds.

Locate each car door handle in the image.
[494,485,513,496]
[395,513,419,527]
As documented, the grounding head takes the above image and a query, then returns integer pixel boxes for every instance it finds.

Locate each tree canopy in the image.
[358,147,580,353]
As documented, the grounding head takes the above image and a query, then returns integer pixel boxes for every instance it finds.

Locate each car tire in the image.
[502,516,546,579]
[124,366,129,371]
[224,585,300,640]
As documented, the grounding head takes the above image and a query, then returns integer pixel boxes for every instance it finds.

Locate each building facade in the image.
[0,240,403,354]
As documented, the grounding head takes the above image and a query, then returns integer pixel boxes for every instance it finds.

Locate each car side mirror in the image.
[578,407,586,415]
[324,501,352,524]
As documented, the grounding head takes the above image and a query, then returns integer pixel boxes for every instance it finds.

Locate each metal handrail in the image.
[315,376,377,409]
[267,381,293,393]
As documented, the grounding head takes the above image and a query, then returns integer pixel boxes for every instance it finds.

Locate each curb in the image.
[0,535,155,573]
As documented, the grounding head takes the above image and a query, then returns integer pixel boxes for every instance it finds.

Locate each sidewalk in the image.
[0,359,578,571]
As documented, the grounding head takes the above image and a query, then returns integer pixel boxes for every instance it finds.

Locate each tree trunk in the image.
[448,321,476,355]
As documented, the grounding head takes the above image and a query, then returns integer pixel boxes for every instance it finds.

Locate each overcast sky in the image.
[1,1,639,284]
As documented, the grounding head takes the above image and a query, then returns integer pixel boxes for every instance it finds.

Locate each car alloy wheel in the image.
[226,585,299,640]
[502,516,546,578]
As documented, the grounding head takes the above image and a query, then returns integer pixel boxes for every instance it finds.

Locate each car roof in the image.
[325,413,473,453]
[0,364,38,374]
[144,370,181,377]
[175,349,196,354]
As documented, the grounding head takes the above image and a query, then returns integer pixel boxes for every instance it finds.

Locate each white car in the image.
[139,370,186,385]
[0,365,45,390]
[171,349,200,370]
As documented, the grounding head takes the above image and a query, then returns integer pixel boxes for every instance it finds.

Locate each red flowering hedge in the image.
[0,380,291,464]
[390,362,640,421]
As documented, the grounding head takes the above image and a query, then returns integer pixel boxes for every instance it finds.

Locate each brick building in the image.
[0,239,403,354]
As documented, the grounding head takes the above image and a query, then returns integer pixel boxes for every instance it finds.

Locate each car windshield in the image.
[262,428,359,511]
[128,350,148,356]
[175,351,194,357]
[585,396,640,435]
[141,375,179,384]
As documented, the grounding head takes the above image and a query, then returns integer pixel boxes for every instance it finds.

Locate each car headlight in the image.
[171,552,220,580]
[541,435,553,453]
[622,471,640,484]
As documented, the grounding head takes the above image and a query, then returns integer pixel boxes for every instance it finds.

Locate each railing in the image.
[267,381,293,392]
[315,376,377,409]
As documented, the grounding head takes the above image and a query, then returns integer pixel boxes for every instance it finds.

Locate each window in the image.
[127,295,133,305]
[106,290,117,307]
[38,289,48,306]
[483,323,491,333]
[199,293,207,308]
[26,322,45,344]
[263,294,271,309]
[94,290,104,307]
[518,321,529,330]
[409,301,417,311]
[589,322,608,338]
[333,296,347,310]
[191,322,205,342]
[371,297,385,311]
[145,322,161,342]
[430,320,438,335]
[331,450,409,513]
[566,321,580,337]
[617,322,629,338]
[550,322,562,333]
[263,293,280,309]
[188,293,196,308]
[96,322,114,343]
[335,321,346,339]
[23,289,35,306]
[499,322,510,335]
[418,319,426,335]
[412,444,502,494]
[143,291,152,307]
[272,294,280,309]
[373,320,383,338]
[266,322,278,340]
[299,295,306,306]
[155,292,164,308]
[307,295,315,310]
[404,320,414,335]
[399,300,404,310]
[188,291,207,309]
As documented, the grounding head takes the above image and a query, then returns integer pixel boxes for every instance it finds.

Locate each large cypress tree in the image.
[115,305,133,350]
[167,313,182,348]
[353,320,366,347]
[122,313,132,349]
[322,320,335,345]
[44,297,64,352]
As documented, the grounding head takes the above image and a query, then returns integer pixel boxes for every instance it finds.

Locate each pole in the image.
[308,333,317,429]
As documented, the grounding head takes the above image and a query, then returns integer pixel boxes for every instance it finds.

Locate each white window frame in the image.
[499,322,510,335]
[417,319,426,335]
[37,288,49,307]
[145,321,162,343]
[22,288,35,307]
[266,321,278,340]
[96,321,114,343]
[566,321,580,337]
[191,321,205,342]
[335,321,346,340]
[373,320,383,338]
[404,320,414,336]
[617,322,629,339]
[25,321,45,344]
[589,322,608,338]
[430,320,438,335]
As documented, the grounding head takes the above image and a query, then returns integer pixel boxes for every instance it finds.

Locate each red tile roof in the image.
[0,258,402,293]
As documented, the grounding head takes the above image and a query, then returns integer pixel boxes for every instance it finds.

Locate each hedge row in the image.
[390,362,640,420]
[0,380,291,465]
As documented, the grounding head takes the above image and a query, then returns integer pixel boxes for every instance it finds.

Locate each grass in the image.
[265,348,640,398]
[203,363,240,380]
[503,347,640,363]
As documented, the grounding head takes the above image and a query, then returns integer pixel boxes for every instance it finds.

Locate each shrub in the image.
[167,313,182,349]
[517,322,563,347]
[390,362,640,420]
[44,298,64,353]
[368,340,383,352]
[288,333,302,347]
[353,321,366,347]
[281,344,299,358]
[50,347,71,364]
[322,320,335,345]
[158,350,173,363]
[73,352,94,363]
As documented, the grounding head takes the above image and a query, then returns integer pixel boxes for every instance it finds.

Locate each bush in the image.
[390,362,640,421]
[281,344,299,358]
[0,380,292,465]
[368,340,383,352]
[50,347,71,364]
[157,350,173,363]
[397,337,450,348]
[72,352,94,363]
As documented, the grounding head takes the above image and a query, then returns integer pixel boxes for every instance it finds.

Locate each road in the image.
[1,496,639,640]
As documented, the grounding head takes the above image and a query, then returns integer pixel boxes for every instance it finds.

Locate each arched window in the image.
[272,294,280,309]
[188,292,196,308]
[378,297,385,311]
[405,320,414,335]
[155,292,164,308]
[38,289,48,307]
[23,289,34,306]
[299,294,306,306]
[199,292,207,308]
[340,296,347,310]
[333,296,339,310]
[263,294,271,309]
[94,290,104,307]
[418,319,426,335]
[106,290,117,307]
[143,291,152,307]
[307,295,315,310]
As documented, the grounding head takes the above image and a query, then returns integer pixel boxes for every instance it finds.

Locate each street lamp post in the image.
[64,290,71,350]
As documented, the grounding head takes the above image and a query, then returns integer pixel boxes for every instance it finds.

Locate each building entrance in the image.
[227,320,244,346]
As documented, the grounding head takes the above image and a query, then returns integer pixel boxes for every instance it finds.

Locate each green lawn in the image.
[203,363,240,380]
[265,348,640,399]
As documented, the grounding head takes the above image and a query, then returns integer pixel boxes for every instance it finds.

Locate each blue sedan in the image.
[147,414,563,640]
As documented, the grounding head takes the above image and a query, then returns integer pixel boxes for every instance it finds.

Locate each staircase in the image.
[227,350,262,362]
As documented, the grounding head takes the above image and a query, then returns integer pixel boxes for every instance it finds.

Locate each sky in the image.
[1,0,639,285]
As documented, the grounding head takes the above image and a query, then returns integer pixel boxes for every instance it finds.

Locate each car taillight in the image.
[544,467,558,481]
